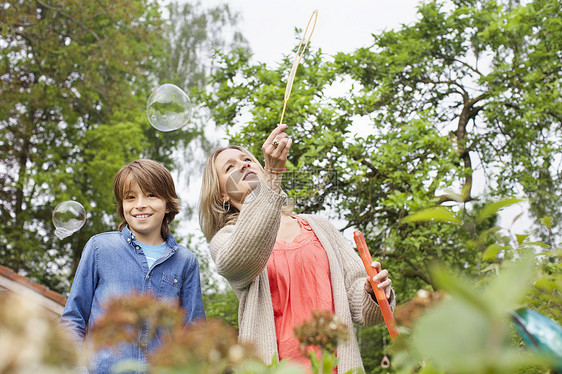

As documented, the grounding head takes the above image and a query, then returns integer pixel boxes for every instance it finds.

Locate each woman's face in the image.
[214,148,263,211]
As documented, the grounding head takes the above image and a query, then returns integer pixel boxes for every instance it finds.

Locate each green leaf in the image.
[476,198,524,224]
[484,255,535,315]
[520,241,550,248]
[411,296,493,372]
[534,277,557,292]
[516,234,530,245]
[431,266,490,314]
[401,207,461,225]
[540,216,552,229]
[308,351,319,373]
[483,243,503,261]
[511,212,524,226]
[481,263,500,274]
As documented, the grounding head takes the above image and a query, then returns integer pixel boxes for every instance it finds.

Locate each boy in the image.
[60,159,206,373]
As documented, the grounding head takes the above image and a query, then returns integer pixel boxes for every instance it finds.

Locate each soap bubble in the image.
[146,83,194,132]
[52,201,87,239]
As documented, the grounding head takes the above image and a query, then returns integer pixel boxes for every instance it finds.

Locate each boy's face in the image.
[122,178,169,245]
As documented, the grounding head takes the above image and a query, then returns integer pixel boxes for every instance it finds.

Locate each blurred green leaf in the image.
[402,207,461,225]
[534,277,557,292]
[476,198,524,224]
[538,249,562,257]
[520,241,550,248]
[516,234,530,245]
[411,296,493,372]
[410,255,545,373]
[511,212,524,226]
[431,265,490,314]
[484,255,535,316]
[482,226,502,236]
[437,188,467,203]
[539,216,552,229]
[483,243,504,261]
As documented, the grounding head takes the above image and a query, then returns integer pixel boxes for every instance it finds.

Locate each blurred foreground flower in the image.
[150,318,258,373]
[394,289,447,328]
[89,292,185,350]
[293,310,351,374]
[0,292,82,373]
[90,292,260,373]
[294,310,350,355]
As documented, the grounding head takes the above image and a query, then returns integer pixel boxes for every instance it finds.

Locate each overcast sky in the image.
[219,0,421,65]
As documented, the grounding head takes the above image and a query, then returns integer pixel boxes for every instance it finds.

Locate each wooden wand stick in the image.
[279,9,318,125]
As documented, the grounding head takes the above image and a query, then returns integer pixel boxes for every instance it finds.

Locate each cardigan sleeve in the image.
[209,178,287,290]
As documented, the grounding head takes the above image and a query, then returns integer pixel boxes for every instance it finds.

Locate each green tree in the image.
[202,0,561,299]
[0,0,246,293]
[333,0,561,236]
[0,0,164,291]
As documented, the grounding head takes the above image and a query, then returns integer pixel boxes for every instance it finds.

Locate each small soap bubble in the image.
[52,201,87,239]
[146,83,194,132]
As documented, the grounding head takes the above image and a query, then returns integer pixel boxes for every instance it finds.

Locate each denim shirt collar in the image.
[120,225,179,256]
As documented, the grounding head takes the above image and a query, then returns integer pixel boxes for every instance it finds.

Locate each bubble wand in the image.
[279,9,318,125]
[354,230,400,340]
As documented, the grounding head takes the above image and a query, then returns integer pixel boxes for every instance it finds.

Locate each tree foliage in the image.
[0,0,164,291]
[0,0,247,293]
[202,0,561,301]
[333,0,561,233]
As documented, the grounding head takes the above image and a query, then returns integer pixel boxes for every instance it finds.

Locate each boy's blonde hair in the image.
[113,159,180,240]
[199,145,293,242]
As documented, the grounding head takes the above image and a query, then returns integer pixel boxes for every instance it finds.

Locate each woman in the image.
[199,124,395,373]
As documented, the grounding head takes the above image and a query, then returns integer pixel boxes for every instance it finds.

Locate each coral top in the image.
[267,216,336,373]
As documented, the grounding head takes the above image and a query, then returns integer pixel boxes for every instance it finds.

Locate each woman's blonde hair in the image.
[114,159,180,240]
[199,145,292,242]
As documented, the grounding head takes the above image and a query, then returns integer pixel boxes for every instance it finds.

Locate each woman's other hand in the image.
[364,261,392,300]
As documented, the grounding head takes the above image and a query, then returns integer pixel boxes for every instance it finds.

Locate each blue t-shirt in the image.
[139,242,167,268]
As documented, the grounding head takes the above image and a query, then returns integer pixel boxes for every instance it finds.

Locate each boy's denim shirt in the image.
[60,226,206,373]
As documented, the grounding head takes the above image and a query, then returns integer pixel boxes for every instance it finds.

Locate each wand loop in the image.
[279,9,318,125]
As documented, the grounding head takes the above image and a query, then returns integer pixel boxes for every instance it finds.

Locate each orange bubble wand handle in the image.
[353,230,400,340]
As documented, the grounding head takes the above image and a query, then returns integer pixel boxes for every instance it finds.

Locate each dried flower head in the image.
[0,292,82,373]
[293,310,350,355]
[89,292,185,350]
[150,319,256,373]
[394,289,447,328]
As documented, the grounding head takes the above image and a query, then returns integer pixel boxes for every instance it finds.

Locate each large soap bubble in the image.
[52,201,87,239]
[146,83,194,132]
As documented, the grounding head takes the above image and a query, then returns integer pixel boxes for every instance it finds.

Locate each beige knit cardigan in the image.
[209,179,395,373]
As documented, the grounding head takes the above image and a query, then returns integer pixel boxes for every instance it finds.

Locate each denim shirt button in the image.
[136,245,141,250]
[146,275,149,280]
[174,279,178,284]
[127,238,131,243]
